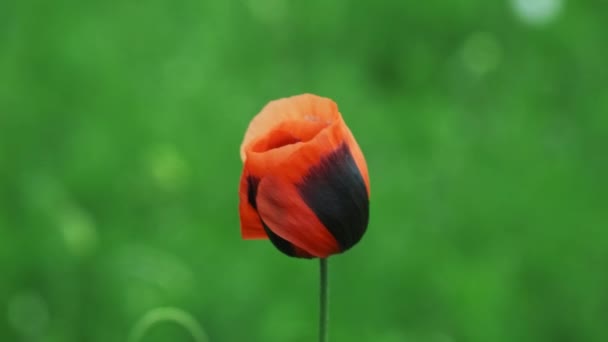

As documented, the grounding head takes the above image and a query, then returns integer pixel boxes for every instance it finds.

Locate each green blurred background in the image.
[1,0,607,341]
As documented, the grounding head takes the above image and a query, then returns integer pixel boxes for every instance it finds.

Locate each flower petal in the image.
[342,125,371,194]
[241,94,339,161]
[256,117,369,257]
[238,169,267,239]
[296,142,369,251]
[261,220,314,258]
[257,174,340,257]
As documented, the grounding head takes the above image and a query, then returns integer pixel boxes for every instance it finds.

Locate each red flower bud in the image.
[239,94,370,258]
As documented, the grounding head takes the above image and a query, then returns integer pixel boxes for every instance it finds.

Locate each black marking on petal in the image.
[249,175,309,258]
[297,143,369,251]
[247,175,260,209]
[261,220,298,257]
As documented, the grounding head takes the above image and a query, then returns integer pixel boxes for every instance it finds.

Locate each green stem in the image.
[319,258,329,342]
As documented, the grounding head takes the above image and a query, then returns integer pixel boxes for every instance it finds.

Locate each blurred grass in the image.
[1,0,607,341]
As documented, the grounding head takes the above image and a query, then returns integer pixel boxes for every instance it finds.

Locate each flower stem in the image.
[319,258,329,342]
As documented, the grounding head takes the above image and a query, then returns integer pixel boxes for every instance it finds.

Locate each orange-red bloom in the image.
[239,94,370,258]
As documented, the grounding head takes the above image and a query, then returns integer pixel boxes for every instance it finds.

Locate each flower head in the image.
[239,94,370,258]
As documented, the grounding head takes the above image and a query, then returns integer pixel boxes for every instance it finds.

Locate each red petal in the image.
[254,119,359,257]
[343,126,370,195]
[238,169,267,240]
[241,94,339,161]
[256,175,340,257]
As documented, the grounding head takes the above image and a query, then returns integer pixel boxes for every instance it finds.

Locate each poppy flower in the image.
[239,94,370,258]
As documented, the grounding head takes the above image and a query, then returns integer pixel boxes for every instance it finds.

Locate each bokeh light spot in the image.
[511,0,564,26]
[59,206,98,258]
[461,32,502,77]
[7,291,50,338]
[146,145,190,192]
